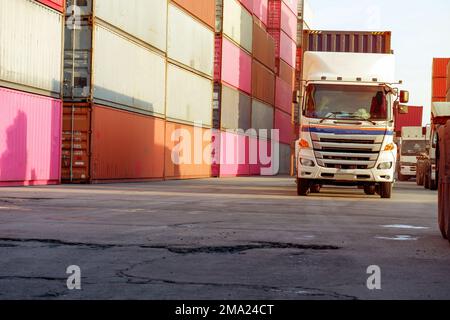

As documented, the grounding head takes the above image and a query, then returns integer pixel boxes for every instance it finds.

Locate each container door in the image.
[61,105,91,182]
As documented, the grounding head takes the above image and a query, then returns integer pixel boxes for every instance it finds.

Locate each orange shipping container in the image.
[62,104,165,183]
[447,61,450,93]
[165,121,212,179]
[433,58,450,78]
[252,59,275,105]
[252,19,276,71]
[433,77,447,98]
[171,0,215,30]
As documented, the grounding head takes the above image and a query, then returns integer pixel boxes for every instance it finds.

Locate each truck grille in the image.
[311,132,383,169]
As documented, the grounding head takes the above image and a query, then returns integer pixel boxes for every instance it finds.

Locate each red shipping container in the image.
[274,109,294,144]
[268,0,297,42]
[394,106,423,133]
[433,97,447,103]
[253,0,269,26]
[269,29,296,68]
[238,0,253,13]
[36,0,65,13]
[433,58,450,78]
[278,58,295,87]
[447,61,450,93]
[0,87,62,187]
[275,76,292,114]
[296,46,303,71]
[433,77,447,98]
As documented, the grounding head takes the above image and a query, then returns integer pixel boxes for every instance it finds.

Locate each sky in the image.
[306,0,450,125]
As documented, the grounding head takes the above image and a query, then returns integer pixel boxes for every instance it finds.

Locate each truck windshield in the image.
[304,84,390,121]
[401,141,427,156]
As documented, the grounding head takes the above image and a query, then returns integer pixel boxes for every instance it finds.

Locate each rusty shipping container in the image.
[252,60,276,105]
[278,58,296,88]
[303,30,392,54]
[62,104,165,183]
[171,0,215,30]
[165,122,213,179]
[252,19,276,71]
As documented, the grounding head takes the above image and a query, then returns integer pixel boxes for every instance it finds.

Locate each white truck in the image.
[296,51,409,198]
[398,127,426,181]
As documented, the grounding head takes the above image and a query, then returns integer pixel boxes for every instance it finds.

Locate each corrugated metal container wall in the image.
[0,87,61,186]
[36,0,65,12]
[279,31,296,67]
[281,0,299,15]
[274,109,294,144]
[166,64,213,127]
[278,143,291,174]
[92,24,166,116]
[303,30,392,54]
[433,78,447,98]
[278,59,295,88]
[252,60,275,105]
[168,4,215,77]
[252,100,274,138]
[220,85,252,131]
[90,105,165,182]
[237,0,253,14]
[215,36,252,94]
[275,77,292,114]
[252,20,276,71]
[215,131,251,177]
[268,0,297,42]
[0,0,63,97]
[249,137,273,175]
[165,122,212,179]
[447,61,450,95]
[253,0,268,25]
[171,0,216,30]
[220,0,253,53]
[94,0,168,52]
[394,106,423,133]
[432,58,450,78]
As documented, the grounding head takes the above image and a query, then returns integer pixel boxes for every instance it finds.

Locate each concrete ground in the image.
[0,177,448,300]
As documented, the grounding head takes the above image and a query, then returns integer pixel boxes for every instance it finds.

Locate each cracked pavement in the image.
[0,177,449,300]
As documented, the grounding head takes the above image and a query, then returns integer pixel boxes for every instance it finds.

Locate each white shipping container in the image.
[166,63,213,127]
[168,4,214,77]
[92,24,166,116]
[0,0,63,97]
[252,100,274,139]
[222,0,253,53]
[94,0,167,52]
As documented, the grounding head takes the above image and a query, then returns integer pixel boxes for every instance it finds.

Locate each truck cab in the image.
[398,127,426,181]
[296,51,409,198]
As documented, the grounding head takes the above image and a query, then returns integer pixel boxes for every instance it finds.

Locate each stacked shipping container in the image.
[447,60,450,102]
[267,0,299,174]
[394,106,424,135]
[0,0,64,186]
[432,58,450,103]
[62,0,215,183]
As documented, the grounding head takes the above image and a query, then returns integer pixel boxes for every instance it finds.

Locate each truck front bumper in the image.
[400,166,417,176]
[297,149,395,184]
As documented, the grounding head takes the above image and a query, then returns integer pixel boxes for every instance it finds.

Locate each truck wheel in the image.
[398,173,407,182]
[364,185,376,195]
[430,170,438,191]
[424,172,430,189]
[438,194,448,240]
[416,172,424,186]
[310,184,321,193]
[380,182,393,199]
[297,179,310,196]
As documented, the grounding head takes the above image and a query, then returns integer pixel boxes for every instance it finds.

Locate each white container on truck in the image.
[296,49,409,198]
[398,127,425,181]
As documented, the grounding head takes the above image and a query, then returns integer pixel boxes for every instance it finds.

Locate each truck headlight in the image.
[300,158,315,167]
[377,162,393,170]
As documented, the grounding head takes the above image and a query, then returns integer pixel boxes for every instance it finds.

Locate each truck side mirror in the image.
[400,90,409,104]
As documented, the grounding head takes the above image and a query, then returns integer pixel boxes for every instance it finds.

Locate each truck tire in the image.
[416,171,424,186]
[380,182,393,199]
[310,184,321,193]
[297,179,310,196]
[364,185,376,195]
[438,194,448,240]
[398,172,407,182]
[429,169,438,191]
[424,171,430,189]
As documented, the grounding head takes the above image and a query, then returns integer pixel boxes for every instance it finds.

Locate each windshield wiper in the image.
[319,112,343,124]
[346,115,377,125]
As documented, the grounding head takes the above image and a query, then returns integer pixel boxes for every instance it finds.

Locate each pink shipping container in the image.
[274,109,294,144]
[215,36,252,94]
[238,0,253,13]
[250,137,273,175]
[281,0,299,16]
[275,77,292,114]
[253,0,269,26]
[268,0,297,42]
[214,131,251,177]
[36,0,65,13]
[0,87,62,186]
[269,29,296,68]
